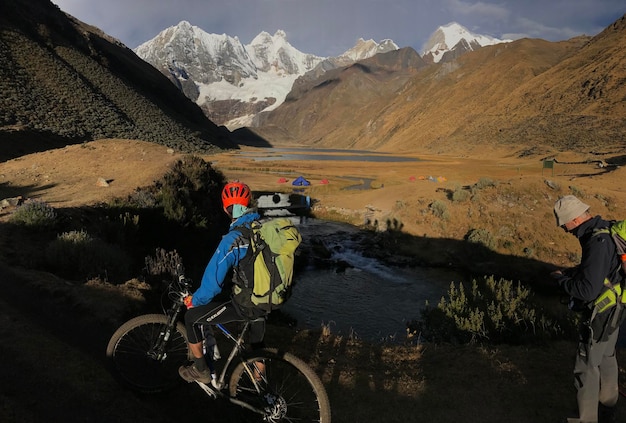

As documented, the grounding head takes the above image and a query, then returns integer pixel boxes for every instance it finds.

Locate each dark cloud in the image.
[52,0,625,56]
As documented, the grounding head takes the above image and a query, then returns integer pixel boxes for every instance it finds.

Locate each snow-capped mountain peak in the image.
[135,21,504,130]
[422,22,511,63]
[135,20,256,87]
[246,29,322,75]
[134,22,401,129]
[342,38,399,61]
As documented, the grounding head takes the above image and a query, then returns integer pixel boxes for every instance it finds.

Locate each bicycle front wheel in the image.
[229,348,331,423]
[106,314,189,393]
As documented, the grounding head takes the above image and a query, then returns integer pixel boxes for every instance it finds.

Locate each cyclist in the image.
[179,181,266,385]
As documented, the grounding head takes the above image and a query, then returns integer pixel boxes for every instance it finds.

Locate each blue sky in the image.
[51,0,625,57]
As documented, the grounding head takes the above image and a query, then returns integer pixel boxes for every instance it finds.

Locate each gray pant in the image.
[573,327,619,422]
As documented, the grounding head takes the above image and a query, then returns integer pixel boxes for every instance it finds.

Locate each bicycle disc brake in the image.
[263,392,287,422]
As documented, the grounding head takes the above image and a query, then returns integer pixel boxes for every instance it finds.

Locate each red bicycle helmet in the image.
[221,181,251,209]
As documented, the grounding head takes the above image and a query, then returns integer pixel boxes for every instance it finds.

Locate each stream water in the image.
[280,218,463,343]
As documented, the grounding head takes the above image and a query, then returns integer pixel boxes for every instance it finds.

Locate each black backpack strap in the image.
[592,226,623,285]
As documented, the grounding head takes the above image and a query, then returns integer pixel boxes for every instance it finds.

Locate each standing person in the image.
[178,181,267,386]
[551,195,623,423]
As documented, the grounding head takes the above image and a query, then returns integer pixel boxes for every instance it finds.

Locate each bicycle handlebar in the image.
[166,263,193,305]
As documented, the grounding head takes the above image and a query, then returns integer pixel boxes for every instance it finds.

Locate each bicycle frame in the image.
[194,320,269,416]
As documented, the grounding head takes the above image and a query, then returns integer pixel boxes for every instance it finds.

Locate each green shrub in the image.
[9,199,57,228]
[157,155,228,227]
[429,200,449,220]
[45,230,131,283]
[417,276,568,344]
[465,228,496,251]
[474,177,497,190]
[451,187,470,202]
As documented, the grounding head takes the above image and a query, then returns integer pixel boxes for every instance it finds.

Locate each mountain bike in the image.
[106,265,331,422]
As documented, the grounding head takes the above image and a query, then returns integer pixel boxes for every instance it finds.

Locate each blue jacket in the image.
[191,212,260,306]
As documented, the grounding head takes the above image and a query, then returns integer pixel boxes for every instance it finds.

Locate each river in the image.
[280,218,462,343]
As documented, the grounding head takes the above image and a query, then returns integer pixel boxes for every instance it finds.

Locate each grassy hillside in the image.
[0,0,234,161]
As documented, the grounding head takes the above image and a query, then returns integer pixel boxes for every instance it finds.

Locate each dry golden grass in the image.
[209,143,626,273]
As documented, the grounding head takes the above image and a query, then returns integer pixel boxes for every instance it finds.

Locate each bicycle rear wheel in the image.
[106,314,189,393]
[229,348,331,423]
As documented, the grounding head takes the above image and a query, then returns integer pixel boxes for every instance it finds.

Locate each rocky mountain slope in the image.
[135,22,399,128]
[249,47,428,149]
[0,0,233,161]
[251,14,626,155]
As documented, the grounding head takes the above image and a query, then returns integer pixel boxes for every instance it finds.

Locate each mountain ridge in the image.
[249,15,626,156]
[134,22,402,128]
[134,20,501,129]
[2,0,624,160]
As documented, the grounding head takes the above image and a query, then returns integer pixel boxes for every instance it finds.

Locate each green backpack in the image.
[590,221,626,340]
[233,218,302,313]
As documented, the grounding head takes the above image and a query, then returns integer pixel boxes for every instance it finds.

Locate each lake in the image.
[234,147,421,163]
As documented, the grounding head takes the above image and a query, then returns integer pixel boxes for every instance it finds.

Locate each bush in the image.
[570,185,585,198]
[474,177,497,190]
[45,230,131,283]
[9,199,57,228]
[157,155,228,227]
[451,187,470,202]
[125,189,158,208]
[144,248,183,279]
[465,228,496,251]
[417,276,569,344]
[429,200,449,220]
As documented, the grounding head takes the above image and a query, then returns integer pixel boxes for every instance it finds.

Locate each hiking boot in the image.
[178,364,212,384]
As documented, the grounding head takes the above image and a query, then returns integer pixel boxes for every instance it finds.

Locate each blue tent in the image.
[292,176,310,186]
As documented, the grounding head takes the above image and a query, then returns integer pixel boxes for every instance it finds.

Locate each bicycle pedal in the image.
[195,381,218,398]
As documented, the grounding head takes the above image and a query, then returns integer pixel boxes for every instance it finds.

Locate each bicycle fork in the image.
[149,308,183,361]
